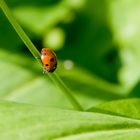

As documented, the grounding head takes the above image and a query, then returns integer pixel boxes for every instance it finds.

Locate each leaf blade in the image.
[0,101,140,139]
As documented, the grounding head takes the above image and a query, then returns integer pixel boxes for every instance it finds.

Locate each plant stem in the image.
[0,0,84,111]
[49,73,83,110]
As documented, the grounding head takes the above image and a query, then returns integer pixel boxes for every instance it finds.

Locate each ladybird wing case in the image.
[41,48,57,73]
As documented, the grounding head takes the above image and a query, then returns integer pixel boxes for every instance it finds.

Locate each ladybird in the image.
[41,48,57,73]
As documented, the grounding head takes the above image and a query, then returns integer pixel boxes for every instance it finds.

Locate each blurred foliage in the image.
[0,0,140,100]
[0,0,140,108]
[0,49,124,109]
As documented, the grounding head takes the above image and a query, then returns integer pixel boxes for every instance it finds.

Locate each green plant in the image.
[0,0,140,139]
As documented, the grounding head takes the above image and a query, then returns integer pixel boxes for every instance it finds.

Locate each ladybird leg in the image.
[43,70,45,74]
[42,67,48,74]
[43,70,46,74]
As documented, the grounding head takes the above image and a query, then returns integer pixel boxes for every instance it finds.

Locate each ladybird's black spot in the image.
[45,64,49,66]
[50,58,54,62]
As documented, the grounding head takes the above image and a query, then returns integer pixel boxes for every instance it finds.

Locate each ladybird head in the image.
[41,48,48,55]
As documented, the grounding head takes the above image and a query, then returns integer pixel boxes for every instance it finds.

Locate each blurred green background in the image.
[0,0,140,110]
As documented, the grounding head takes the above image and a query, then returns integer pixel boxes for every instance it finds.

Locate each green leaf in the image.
[0,101,140,139]
[88,98,140,120]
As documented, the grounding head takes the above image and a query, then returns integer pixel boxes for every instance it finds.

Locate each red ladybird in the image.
[41,48,57,73]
